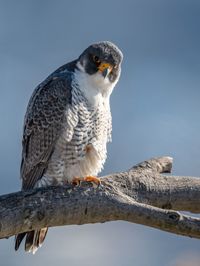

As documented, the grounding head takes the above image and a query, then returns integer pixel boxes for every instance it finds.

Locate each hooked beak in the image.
[102,68,109,78]
[98,62,112,78]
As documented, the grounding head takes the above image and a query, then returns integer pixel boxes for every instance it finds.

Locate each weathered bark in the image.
[0,156,200,240]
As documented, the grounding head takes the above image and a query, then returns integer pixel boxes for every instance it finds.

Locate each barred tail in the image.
[15,227,48,254]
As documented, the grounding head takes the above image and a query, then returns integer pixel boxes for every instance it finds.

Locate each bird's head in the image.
[77,41,123,93]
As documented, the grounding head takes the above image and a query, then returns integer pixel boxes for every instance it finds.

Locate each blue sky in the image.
[1,0,200,265]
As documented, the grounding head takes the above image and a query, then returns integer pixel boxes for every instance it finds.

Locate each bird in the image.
[15,41,123,254]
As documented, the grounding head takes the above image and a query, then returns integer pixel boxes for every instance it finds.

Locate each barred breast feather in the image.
[42,68,112,185]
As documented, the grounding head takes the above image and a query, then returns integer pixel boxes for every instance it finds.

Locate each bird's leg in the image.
[71,176,101,186]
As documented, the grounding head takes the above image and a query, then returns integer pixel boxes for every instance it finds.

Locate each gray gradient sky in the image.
[1,0,200,265]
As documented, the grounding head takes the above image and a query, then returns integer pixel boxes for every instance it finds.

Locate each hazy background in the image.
[1,0,200,265]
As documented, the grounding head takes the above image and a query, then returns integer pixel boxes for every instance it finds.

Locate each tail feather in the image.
[15,232,26,251]
[15,228,48,254]
[25,231,35,253]
[38,228,48,247]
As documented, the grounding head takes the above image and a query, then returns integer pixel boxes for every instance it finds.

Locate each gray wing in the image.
[21,75,72,190]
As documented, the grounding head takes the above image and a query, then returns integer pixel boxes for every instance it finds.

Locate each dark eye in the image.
[92,55,101,65]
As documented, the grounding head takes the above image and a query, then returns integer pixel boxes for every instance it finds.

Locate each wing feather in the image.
[21,76,72,190]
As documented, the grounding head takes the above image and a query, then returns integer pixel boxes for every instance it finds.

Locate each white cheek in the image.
[77,61,85,72]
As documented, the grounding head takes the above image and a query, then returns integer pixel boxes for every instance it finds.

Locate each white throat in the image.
[73,61,119,107]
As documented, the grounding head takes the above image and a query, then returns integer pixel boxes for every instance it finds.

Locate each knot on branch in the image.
[167,211,180,223]
[130,156,173,174]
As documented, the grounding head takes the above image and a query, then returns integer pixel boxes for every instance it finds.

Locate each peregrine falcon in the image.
[15,41,123,253]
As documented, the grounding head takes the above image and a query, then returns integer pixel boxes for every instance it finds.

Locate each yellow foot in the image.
[71,176,101,186]
[83,176,101,185]
[72,177,82,186]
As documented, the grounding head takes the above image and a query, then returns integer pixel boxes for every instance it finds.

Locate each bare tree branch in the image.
[1,156,200,240]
